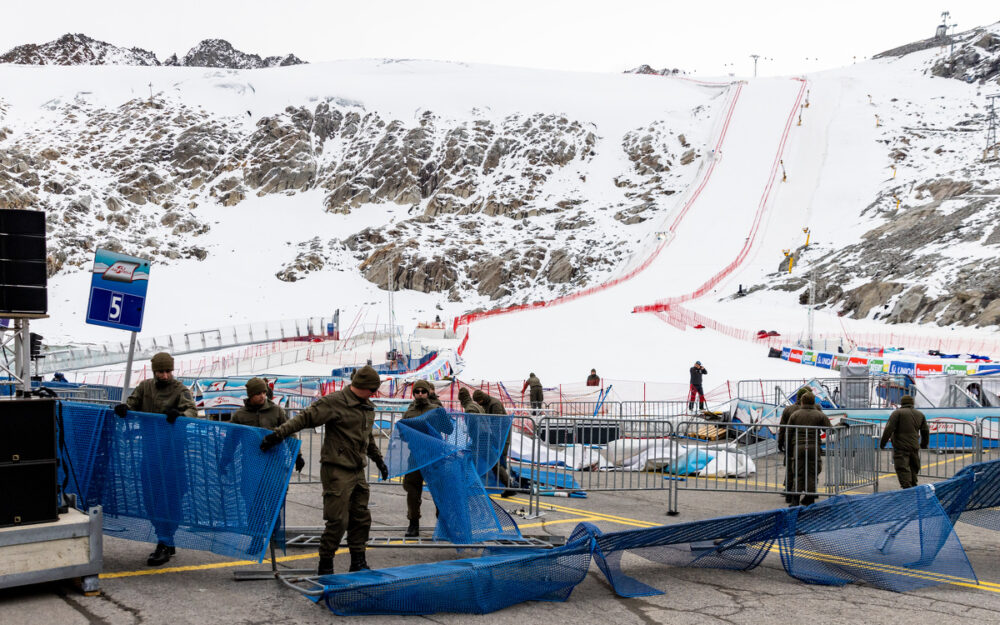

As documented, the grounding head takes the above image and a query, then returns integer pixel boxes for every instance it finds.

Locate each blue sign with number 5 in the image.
[85,249,151,332]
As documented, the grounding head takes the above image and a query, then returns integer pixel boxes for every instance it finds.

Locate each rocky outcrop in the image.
[0,33,159,66]
[0,34,306,69]
[173,39,305,69]
[0,80,708,304]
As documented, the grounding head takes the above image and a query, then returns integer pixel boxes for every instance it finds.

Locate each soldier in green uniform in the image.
[879,395,929,489]
[401,380,444,537]
[521,373,544,415]
[778,387,810,504]
[229,377,304,472]
[259,365,388,575]
[785,392,832,507]
[458,387,482,414]
[113,352,198,566]
[473,389,516,498]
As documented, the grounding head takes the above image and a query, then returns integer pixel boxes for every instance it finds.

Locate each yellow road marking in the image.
[101,518,600,579]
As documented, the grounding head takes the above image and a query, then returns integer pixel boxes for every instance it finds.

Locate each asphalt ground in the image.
[4,452,1000,624]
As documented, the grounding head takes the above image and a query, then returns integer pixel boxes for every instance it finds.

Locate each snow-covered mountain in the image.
[756,21,1000,328]
[0,33,304,69]
[4,21,1000,372]
[0,60,717,308]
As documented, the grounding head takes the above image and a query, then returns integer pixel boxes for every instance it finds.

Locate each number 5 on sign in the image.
[109,293,123,322]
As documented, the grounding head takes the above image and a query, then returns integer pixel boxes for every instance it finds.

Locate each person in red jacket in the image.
[586,369,600,387]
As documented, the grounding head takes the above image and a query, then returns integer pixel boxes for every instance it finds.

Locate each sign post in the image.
[85,249,151,399]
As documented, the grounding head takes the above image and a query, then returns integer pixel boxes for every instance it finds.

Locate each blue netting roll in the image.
[779,486,976,590]
[311,524,595,615]
[386,408,520,543]
[59,401,298,561]
[305,458,1000,616]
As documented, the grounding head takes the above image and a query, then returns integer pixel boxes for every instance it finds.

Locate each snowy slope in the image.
[7,33,1000,389]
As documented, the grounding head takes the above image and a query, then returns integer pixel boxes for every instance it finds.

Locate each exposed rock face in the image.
[625,64,686,76]
[175,39,305,69]
[0,34,306,69]
[0,33,159,66]
[0,77,707,303]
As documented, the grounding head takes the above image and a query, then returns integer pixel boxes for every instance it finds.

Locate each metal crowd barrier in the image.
[666,420,880,514]
[736,377,916,409]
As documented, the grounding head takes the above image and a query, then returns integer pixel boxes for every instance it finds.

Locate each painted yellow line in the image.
[499,495,1000,593]
[100,548,347,579]
[101,518,600,579]
[876,453,976,483]
[497,495,659,528]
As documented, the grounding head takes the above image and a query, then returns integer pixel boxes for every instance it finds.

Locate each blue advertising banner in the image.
[816,353,834,369]
[85,249,151,333]
[781,347,791,360]
[888,360,916,376]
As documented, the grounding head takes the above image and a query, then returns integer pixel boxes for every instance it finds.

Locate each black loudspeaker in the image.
[0,399,58,527]
[0,399,56,464]
[0,462,59,526]
[0,209,47,315]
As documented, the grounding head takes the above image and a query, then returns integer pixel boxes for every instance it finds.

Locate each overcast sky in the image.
[3,1,997,77]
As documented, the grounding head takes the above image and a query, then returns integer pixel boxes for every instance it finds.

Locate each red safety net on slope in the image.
[452,80,746,335]
[635,78,807,313]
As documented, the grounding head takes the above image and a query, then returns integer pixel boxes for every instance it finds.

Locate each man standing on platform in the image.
[400,380,444,537]
[522,372,544,415]
[688,361,708,411]
[473,389,516,498]
[259,365,388,575]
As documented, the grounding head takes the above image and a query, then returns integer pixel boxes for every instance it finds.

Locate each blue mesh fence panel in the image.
[947,460,1000,530]
[386,407,520,543]
[779,486,976,590]
[58,401,109,501]
[58,400,298,561]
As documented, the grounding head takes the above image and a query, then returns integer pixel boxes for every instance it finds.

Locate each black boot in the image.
[500,489,517,498]
[405,518,420,537]
[349,551,370,572]
[318,556,333,575]
[147,542,175,566]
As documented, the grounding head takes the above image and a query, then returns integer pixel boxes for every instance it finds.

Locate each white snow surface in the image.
[11,49,1000,389]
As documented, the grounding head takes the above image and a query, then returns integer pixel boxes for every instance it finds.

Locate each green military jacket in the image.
[461,399,483,414]
[126,378,198,418]
[787,407,832,448]
[274,388,381,470]
[402,396,443,419]
[231,398,287,430]
[482,396,507,416]
[527,375,542,390]
[880,407,929,452]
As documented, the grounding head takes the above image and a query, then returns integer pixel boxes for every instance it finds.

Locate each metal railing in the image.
[667,420,880,513]
[37,316,355,374]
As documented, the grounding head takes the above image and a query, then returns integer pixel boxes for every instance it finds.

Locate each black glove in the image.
[165,408,181,424]
[295,453,305,473]
[260,432,282,452]
[376,458,389,481]
[114,403,129,418]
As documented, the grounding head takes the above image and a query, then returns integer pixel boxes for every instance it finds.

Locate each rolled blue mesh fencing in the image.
[304,458,1000,616]
[58,400,298,561]
[386,407,520,543]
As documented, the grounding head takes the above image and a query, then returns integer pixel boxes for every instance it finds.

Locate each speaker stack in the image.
[0,208,47,315]
[0,398,59,527]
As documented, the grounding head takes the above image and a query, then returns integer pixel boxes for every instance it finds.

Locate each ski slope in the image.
[460,78,813,383]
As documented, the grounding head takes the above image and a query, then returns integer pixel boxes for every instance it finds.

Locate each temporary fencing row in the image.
[666,420,880,514]
[39,316,346,374]
[735,377,918,408]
